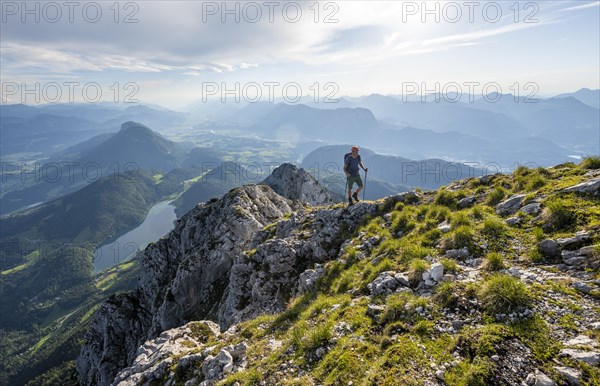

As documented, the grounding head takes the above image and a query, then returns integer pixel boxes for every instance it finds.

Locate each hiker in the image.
[344,145,368,205]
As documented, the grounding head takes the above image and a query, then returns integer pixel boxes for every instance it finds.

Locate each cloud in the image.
[560,1,600,12]
[1,0,597,106]
[421,21,548,47]
[1,1,337,77]
[0,1,566,77]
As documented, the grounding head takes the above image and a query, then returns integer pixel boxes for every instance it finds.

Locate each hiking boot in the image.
[348,197,354,206]
[352,192,359,202]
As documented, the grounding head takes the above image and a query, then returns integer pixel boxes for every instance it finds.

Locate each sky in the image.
[1,0,599,109]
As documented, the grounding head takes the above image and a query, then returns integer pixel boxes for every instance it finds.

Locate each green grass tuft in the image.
[478,274,532,315]
[487,187,506,206]
[482,218,507,238]
[581,156,600,170]
[542,197,576,231]
[483,252,506,272]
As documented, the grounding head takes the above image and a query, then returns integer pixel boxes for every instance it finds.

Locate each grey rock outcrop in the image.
[297,265,324,294]
[421,263,445,287]
[111,321,219,386]
[506,217,521,226]
[445,247,470,260]
[367,271,410,296]
[458,195,476,208]
[496,194,526,216]
[538,239,561,259]
[557,231,591,249]
[559,348,600,366]
[78,184,394,385]
[261,163,334,206]
[218,201,379,327]
[525,370,556,386]
[521,202,541,215]
[78,185,301,386]
[553,366,581,385]
[563,178,600,196]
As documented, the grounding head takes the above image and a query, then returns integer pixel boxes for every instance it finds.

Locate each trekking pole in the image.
[344,173,350,205]
[362,170,368,201]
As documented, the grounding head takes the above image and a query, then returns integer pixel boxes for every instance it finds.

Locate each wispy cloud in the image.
[1,0,596,106]
[422,20,550,47]
[560,1,600,12]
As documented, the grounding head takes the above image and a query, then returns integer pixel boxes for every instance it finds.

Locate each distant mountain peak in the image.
[116,121,166,141]
[119,120,152,133]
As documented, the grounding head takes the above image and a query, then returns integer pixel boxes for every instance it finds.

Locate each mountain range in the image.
[0,89,598,385]
[184,88,599,164]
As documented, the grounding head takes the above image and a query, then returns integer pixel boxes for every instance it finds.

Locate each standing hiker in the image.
[344,145,368,205]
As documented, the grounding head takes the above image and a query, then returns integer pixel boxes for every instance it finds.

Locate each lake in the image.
[93,200,177,272]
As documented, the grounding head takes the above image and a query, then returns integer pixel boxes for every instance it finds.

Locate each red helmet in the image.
[351,145,359,152]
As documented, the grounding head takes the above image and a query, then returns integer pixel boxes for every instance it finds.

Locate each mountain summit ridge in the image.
[77,161,600,386]
[77,171,386,384]
[261,163,335,206]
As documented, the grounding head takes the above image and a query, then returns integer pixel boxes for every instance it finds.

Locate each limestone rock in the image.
[297,266,324,294]
[458,196,476,208]
[496,194,526,216]
[437,221,451,233]
[563,178,600,196]
[553,366,581,385]
[432,263,444,281]
[506,217,521,226]
[521,202,541,215]
[557,231,591,249]
[559,348,600,365]
[110,322,217,386]
[203,349,234,381]
[368,271,403,296]
[538,239,561,259]
[445,247,470,260]
[77,185,303,385]
[261,163,334,206]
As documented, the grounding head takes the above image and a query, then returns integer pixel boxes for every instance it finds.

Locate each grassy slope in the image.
[149,158,600,386]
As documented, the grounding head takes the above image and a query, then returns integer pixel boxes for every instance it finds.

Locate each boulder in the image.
[368,271,406,296]
[203,349,234,381]
[506,217,521,226]
[565,335,597,347]
[553,366,581,386]
[367,304,385,318]
[559,348,600,365]
[557,231,591,249]
[521,202,541,215]
[429,263,444,282]
[458,196,476,208]
[496,194,526,216]
[445,247,470,260]
[297,266,323,294]
[563,178,600,196]
[578,245,598,257]
[538,239,561,259]
[437,221,451,233]
[525,370,556,386]
[573,282,594,294]
[394,273,410,287]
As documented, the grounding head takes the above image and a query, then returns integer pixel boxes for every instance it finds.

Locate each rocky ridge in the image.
[78,162,600,386]
[261,163,334,206]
